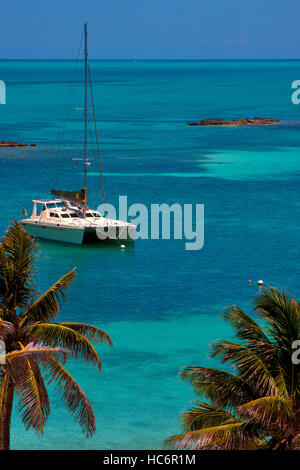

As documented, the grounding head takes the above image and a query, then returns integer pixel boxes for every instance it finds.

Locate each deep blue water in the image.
[0,60,300,449]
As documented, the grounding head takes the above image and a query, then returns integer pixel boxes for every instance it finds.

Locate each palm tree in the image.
[0,221,112,450]
[165,287,300,450]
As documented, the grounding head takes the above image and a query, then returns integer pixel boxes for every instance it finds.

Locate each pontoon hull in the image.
[21,222,85,244]
[21,221,136,245]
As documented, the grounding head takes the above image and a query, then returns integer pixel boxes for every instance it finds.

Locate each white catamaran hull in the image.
[21,220,136,245]
[21,222,85,244]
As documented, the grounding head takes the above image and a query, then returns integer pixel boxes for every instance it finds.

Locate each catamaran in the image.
[20,23,136,245]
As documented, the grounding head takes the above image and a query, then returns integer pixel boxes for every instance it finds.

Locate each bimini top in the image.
[32,199,64,204]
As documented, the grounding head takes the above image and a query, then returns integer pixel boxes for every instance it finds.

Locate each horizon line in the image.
[0,58,299,61]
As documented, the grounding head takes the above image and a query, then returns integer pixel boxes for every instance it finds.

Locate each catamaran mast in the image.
[83,21,88,217]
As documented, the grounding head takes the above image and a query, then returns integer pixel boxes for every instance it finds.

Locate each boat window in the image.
[70,213,79,218]
[55,214,59,218]
[86,213,93,217]
[61,213,70,218]
[93,212,100,217]
[56,202,65,208]
[49,212,55,217]
[47,203,56,209]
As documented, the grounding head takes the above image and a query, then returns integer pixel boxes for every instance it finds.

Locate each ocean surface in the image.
[0,60,300,449]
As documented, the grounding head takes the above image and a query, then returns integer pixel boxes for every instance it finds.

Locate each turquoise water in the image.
[1,60,300,449]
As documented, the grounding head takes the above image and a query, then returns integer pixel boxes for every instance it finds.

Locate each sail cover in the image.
[51,187,86,204]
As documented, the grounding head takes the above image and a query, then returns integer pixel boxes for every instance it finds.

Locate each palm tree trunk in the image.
[0,376,14,450]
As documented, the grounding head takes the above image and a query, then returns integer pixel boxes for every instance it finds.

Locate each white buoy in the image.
[120,244,126,249]
[257,280,264,286]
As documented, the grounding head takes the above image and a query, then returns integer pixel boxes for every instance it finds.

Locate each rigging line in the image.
[87,116,100,208]
[85,89,122,247]
[50,30,84,192]
[85,92,123,248]
[58,29,84,146]
[86,113,95,206]
[88,63,106,207]
[58,41,84,183]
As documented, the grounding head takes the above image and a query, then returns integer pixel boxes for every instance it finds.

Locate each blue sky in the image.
[1,0,299,59]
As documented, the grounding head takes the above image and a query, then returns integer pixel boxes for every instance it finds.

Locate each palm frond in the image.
[0,221,39,311]
[222,305,277,366]
[21,268,76,326]
[211,341,279,396]
[238,396,294,429]
[15,356,50,434]
[164,421,261,450]
[24,323,102,370]
[4,343,69,378]
[222,305,270,345]
[1,221,39,263]
[0,319,15,342]
[57,322,112,347]
[255,287,300,396]
[255,287,299,343]
[180,401,239,431]
[180,366,255,407]
[43,353,96,437]
[0,246,10,297]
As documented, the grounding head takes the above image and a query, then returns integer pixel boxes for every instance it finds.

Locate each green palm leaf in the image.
[21,268,76,326]
[24,323,102,370]
[180,401,239,431]
[180,366,255,408]
[222,305,277,366]
[4,344,69,376]
[164,421,261,450]
[211,341,280,396]
[57,322,112,347]
[222,305,270,344]
[255,287,300,397]
[255,287,299,340]
[0,222,38,311]
[0,319,15,342]
[43,354,96,437]
[238,396,294,429]
[15,356,50,433]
